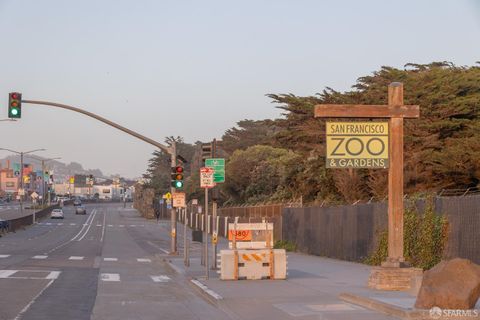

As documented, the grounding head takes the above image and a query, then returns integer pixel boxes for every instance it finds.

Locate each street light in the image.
[0,148,46,213]
[26,155,61,208]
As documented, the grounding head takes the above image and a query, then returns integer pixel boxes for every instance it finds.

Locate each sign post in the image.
[205,158,225,270]
[200,167,215,279]
[315,82,422,290]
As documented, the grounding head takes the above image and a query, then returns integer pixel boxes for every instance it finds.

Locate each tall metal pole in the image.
[20,152,24,213]
[170,141,177,255]
[41,160,45,208]
[204,187,209,279]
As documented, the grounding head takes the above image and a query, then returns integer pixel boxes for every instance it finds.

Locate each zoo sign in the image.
[326,121,389,169]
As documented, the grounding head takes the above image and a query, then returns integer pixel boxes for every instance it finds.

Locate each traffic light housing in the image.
[171,165,184,189]
[201,143,212,164]
[8,92,22,118]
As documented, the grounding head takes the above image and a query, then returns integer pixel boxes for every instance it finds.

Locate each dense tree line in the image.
[143,62,480,205]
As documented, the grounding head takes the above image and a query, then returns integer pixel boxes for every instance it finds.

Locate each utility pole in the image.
[211,138,218,270]
[170,140,177,255]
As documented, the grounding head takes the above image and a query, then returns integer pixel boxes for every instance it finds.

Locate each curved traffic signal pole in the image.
[21,99,179,254]
[21,100,172,154]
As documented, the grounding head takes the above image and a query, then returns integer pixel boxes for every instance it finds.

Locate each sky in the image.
[0,0,479,178]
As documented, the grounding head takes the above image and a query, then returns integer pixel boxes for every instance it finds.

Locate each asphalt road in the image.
[0,203,228,320]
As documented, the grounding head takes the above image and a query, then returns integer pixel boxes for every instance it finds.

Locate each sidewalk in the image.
[166,223,424,320]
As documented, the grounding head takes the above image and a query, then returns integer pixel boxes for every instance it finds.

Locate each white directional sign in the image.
[200,167,215,188]
[30,192,39,199]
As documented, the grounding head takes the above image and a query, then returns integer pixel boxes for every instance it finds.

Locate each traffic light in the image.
[8,92,22,118]
[171,166,184,189]
[201,143,212,164]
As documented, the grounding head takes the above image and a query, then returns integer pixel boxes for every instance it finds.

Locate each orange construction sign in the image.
[228,230,252,241]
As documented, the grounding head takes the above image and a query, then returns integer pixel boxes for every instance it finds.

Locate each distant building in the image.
[0,168,19,195]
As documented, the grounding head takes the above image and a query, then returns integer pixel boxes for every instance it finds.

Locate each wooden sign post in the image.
[315,82,423,290]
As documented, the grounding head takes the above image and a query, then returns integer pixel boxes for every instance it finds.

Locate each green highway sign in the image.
[205,158,225,183]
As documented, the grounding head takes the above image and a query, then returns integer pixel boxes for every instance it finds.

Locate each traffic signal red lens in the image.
[175,166,183,173]
[11,93,18,99]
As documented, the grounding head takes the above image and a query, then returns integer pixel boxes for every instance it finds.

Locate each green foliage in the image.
[366,199,449,270]
[274,240,297,252]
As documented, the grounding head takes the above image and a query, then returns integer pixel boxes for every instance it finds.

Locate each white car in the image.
[51,208,64,219]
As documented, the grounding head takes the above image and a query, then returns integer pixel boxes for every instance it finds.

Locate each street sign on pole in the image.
[205,158,225,183]
[172,192,186,208]
[200,167,215,188]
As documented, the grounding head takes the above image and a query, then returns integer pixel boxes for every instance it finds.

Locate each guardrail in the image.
[1,200,73,234]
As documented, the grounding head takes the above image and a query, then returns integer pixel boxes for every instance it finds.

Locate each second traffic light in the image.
[171,165,184,189]
[8,92,22,119]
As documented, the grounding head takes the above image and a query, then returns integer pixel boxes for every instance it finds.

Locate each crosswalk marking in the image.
[32,255,48,259]
[70,223,76,226]
[137,258,151,263]
[0,255,10,258]
[96,224,102,227]
[150,275,170,283]
[46,271,61,279]
[68,256,84,260]
[103,258,118,261]
[0,270,17,278]
[101,273,120,282]
[107,224,114,227]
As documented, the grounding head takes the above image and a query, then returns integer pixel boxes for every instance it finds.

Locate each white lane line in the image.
[70,223,76,226]
[45,223,52,225]
[46,208,97,254]
[96,224,102,227]
[100,273,120,282]
[130,225,136,227]
[137,258,151,263]
[76,209,98,241]
[46,271,61,279]
[14,279,55,320]
[103,258,118,262]
[0,254,11,258]
[118,225,124,227]
[146,241,170,254]
[68,256,84,260]
[32,255,48,259]
[107,224,113,227]
[151,275,170,283]
[57,223,63,226]
[100,210,106,242]
[191,279,223,300]
[0,270,17,278]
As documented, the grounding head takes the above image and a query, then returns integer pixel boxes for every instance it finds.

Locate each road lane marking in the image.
[46,208,97,254]
[150,275,170,283]
[103,258,118,261]
[46,223,52,225]
[57,223,63,226]
[101,273,120,282]
[0,270,17,278]
[14,279,55,320]
[76,209,98,241]
[70,223,76,226]
[46,271,61,279]
[129,225,136,227]
[68,256,84,260]
[146,241,170,254]
[96,224,102,227]
[107,224,113,227]
[137,258,151,263]
[100,210,106,242]
[0,254,11,258]
[119,225,124,227]
[32,255,48,259]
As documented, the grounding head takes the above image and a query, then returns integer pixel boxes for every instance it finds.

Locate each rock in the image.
[415,258,480,309]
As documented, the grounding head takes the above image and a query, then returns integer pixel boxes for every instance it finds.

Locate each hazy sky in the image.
[1,0,479,178]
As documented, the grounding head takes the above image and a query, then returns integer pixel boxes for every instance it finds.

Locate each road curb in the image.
[339,292,426,319]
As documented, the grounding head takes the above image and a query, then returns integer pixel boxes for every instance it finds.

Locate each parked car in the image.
[51,208,64,219]
[75,205,86,215]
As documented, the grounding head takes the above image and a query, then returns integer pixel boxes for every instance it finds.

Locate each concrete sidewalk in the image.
[166,223,414,320]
